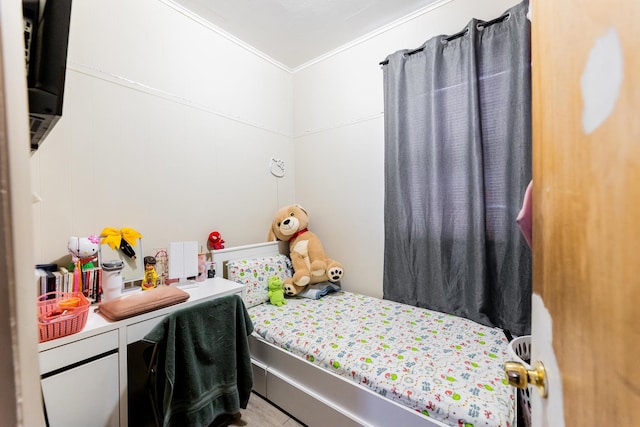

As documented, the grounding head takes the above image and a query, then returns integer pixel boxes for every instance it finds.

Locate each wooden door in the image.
[531,0,640,425]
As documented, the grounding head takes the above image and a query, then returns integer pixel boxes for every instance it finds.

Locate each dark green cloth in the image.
[144,294,254,427]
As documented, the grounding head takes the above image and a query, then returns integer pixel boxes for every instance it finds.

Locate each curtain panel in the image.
[382,0,531,335]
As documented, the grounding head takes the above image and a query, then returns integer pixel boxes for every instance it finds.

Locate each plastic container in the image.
[102,259,125,302]
[508,335,532,427]
[37,292,90,342]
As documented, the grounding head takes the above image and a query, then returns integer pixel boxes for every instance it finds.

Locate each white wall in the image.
[292,0,521,297]
[30,0,295,265]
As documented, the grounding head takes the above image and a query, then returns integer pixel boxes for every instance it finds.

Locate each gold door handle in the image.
[504,360,548,398]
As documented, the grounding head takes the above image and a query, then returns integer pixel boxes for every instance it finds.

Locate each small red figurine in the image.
[207,231,225,250]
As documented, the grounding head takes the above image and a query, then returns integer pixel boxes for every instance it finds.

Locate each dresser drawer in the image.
[39,330,119,375]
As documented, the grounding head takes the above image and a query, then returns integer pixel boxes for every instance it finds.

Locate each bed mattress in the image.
[248,291,516,427]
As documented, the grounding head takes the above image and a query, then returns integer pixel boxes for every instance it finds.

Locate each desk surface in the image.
[38,277,245,352]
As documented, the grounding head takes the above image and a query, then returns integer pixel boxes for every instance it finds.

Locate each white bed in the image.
[213,242,516,427]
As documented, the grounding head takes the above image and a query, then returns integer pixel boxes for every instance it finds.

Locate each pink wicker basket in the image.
[37,292,90,342]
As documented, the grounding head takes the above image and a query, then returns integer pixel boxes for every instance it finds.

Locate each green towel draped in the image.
[144,294,254,427]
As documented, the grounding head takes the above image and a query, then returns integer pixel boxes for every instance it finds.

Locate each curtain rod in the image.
[379,12,511,66]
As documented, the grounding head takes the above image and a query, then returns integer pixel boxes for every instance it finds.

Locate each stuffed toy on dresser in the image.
[267,204,343,296]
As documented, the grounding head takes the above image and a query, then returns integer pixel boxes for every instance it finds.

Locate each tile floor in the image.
[133,392,304,427]
[210,392,305,427]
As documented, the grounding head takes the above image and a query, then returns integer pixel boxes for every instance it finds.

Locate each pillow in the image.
[226,254,292,308]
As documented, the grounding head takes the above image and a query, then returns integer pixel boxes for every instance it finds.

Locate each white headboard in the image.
[211,241,286,279]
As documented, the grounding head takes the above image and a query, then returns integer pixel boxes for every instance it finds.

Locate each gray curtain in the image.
[382,0,531,336]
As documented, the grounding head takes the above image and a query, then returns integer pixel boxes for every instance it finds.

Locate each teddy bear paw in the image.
[283,283,298,296]
[327,266,343,282]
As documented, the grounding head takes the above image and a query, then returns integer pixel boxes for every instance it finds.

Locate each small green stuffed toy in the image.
[268,276,287,306]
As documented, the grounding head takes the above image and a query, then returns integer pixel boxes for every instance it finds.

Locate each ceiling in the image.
[172,0,442,69]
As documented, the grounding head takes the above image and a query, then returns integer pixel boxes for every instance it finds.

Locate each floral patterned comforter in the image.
[248,291,515,427]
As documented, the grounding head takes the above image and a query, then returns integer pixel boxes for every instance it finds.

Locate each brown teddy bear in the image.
[267,205,344,296]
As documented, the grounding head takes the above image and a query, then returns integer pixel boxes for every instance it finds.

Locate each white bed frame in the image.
[212,242,455,427]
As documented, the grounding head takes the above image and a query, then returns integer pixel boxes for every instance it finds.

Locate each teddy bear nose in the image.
[283,219,290,225]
